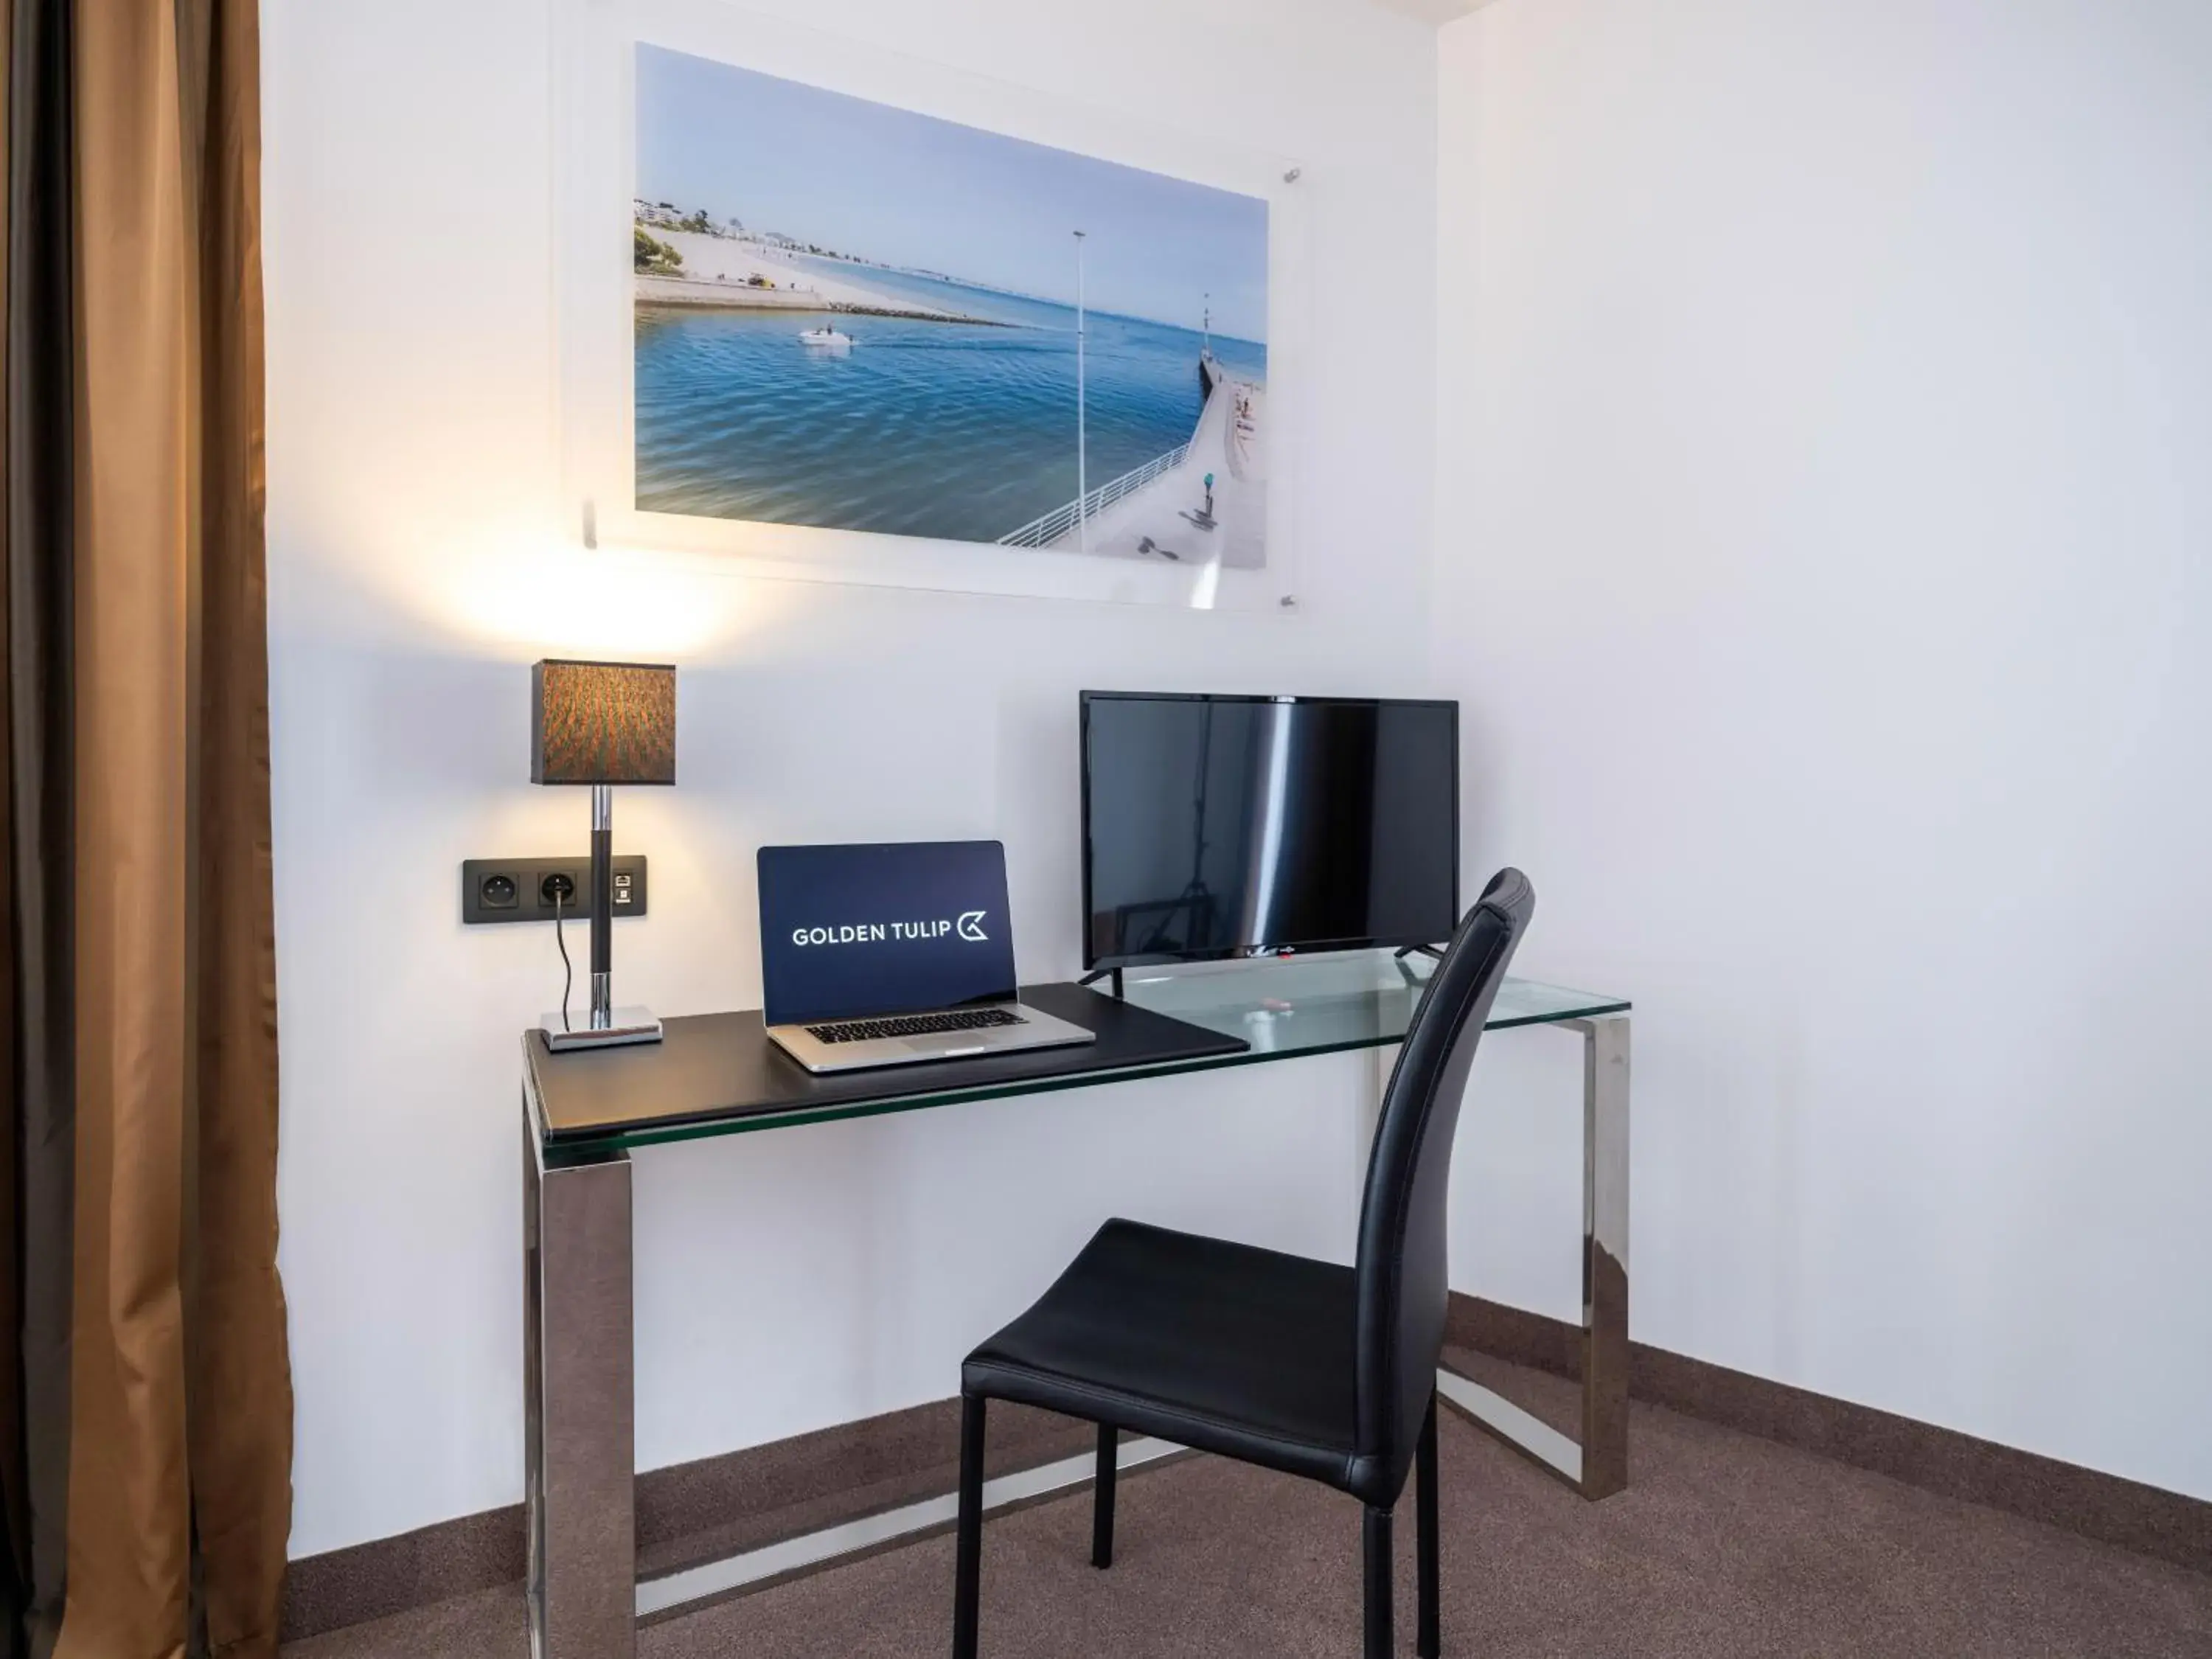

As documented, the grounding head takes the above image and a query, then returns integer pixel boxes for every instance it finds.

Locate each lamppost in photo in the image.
[1074,228,1088,554]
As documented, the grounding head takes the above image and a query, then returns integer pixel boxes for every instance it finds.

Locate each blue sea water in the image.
[633,262,1266,544]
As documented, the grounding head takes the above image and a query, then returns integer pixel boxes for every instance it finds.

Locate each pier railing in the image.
[997,442,1191,549]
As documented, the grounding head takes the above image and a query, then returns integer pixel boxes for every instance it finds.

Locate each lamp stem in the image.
[590,783,613,1028]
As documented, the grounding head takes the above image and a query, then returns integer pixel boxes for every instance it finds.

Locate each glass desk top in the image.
[1119,953,1630,1057]
[526,951,1630,1161]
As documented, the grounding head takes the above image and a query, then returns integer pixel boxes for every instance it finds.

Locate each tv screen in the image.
[1079,693,1459,969]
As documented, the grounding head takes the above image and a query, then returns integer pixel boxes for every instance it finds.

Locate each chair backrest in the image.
[1353,869,1534,1492]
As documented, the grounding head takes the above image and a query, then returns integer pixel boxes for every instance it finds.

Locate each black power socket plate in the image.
[461,855,649,925]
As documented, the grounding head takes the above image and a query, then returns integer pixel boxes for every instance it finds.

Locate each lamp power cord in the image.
[553,888,574,1032]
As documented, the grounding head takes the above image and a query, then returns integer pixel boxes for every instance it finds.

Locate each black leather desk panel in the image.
[527,981,1251,1147]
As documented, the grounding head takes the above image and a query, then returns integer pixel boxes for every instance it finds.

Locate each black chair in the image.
[953,869,1535,1659]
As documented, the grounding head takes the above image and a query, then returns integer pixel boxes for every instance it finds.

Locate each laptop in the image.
[759,841,1096,1074]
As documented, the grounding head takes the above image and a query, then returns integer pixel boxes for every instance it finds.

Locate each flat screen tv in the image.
[1079,692,1459,970]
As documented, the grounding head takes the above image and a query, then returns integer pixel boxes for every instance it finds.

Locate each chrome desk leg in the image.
[524,1100,636,1659]
[1436,1012,1630,1500]
[1576,1013,1631,1498]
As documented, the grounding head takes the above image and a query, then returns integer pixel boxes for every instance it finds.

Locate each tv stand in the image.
[1394,943,1446,963]
[1077,966,1125,1000]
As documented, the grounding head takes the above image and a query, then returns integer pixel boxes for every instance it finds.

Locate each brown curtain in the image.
[1,1,289,1656]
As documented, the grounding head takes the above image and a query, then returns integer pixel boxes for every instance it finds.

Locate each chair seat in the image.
[963,1217,1391,1502]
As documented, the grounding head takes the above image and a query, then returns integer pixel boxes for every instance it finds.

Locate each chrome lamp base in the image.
[536,789,662,1052]
[540,1006,664,1052]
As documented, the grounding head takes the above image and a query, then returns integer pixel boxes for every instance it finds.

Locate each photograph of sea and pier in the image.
[632,45,1270,566]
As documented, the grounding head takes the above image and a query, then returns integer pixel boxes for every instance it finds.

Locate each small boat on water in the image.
[798,327,852,347]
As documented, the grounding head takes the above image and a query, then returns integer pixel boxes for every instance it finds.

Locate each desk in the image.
[521,953,1630,1659]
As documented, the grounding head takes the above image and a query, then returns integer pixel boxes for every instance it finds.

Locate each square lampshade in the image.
[530,659,676,785]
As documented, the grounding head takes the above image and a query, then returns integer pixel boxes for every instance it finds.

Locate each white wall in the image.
[262,0,1439,1557]
[1437,0,2212,1499]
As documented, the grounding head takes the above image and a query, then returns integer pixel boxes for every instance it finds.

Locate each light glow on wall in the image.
[440,535,794,661]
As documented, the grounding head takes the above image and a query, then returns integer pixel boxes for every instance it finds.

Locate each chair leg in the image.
[1418,1394,1441,1658]
[953,1394,987,1659]
[1091,1422,1117,1569]
[1363,1504,1393,1659]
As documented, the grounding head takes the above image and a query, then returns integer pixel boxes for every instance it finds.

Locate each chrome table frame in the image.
[522,1099,636,1659]
[521,994,1630,1659]
[1433,1013,1630,1499]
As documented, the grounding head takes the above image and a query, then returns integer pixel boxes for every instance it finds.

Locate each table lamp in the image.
[532,658,675,1051]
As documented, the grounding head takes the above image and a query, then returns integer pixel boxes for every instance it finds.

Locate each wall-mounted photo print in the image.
[632,44,1270,568]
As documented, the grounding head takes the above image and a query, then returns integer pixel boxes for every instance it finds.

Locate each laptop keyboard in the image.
[805,1008,1028,1045]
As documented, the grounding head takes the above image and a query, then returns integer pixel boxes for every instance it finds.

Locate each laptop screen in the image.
[758,841,1019,1027]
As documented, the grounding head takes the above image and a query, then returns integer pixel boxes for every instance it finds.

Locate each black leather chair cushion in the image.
[964,1217,1394,1501]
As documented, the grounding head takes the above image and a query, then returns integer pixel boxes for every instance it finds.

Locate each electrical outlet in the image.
[461,856,649,925]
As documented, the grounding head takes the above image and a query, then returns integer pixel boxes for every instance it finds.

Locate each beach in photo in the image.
[633,45,1270,564]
